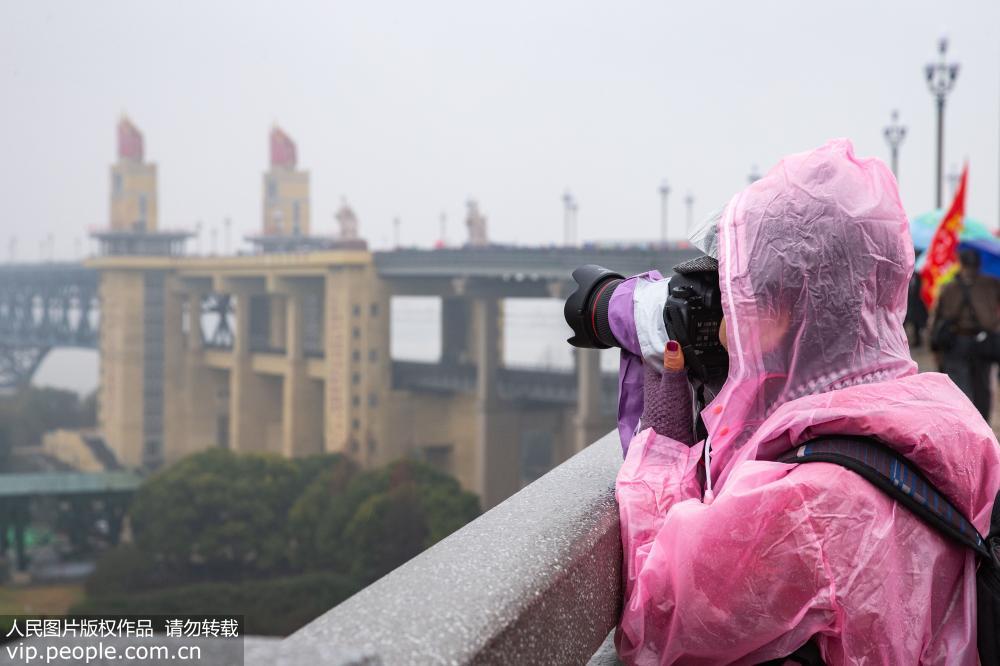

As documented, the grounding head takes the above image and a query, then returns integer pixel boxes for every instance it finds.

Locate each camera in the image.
[564,258,729,388]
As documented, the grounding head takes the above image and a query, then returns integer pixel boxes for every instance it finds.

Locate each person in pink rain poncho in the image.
[614,139,1000,664]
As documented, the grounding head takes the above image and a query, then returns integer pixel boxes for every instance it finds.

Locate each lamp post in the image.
[925,37,960,209]
[393,217,400,249]
[947,164,961,199]
[748,165,761,184]
[883,110,907,180]
[658,180,671,244]
[684,192,694,230]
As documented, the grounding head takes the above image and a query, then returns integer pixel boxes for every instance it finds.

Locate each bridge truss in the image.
[0,264,99,389]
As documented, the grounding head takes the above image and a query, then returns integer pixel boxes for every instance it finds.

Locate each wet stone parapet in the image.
[270,431,624,666]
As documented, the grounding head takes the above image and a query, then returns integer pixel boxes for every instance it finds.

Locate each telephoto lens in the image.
[564,258,728,387]
[563,265,625,349]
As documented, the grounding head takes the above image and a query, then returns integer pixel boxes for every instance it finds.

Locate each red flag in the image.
[920,165,968,308]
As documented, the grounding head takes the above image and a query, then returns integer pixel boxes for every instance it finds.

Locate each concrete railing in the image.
[265,431,625,665]
[392,359,618,411]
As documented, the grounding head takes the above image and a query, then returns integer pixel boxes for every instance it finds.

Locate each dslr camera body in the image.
[564,258,729,398]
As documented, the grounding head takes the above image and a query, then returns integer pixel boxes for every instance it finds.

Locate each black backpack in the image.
[761,435,1000,665]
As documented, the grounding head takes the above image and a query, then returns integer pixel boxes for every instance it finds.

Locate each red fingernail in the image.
[666,341,679,352]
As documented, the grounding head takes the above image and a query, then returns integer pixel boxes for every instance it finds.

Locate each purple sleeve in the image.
[609,271,664,456]
[609,273,652,357]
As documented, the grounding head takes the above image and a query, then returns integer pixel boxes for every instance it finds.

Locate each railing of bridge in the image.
[391,359,618,409]
[271,430,624,665]
[374,245,702,281]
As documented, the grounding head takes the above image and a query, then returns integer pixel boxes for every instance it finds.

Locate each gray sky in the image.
[2,0,998,257]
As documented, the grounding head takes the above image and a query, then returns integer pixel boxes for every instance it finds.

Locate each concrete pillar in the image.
[170,290,220,461]
[270,295,287,351]
[12,501,27,572]
[473,297,520,509]
[229,289,270,452]
[573,348,605,453]
[185,293,203,351]
[282,289,323,457]
[441,298,471,365]
[97,270,147,468]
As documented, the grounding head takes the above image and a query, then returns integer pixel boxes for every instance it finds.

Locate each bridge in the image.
[0,244,696,507]
[0,263,98,389]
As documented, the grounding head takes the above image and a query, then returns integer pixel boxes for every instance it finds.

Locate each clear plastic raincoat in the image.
[616,139,1000,664]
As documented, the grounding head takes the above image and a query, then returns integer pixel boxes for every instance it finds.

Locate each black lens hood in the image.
[564,264,625,349]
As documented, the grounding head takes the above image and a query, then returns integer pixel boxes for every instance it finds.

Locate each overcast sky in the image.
[2,0,998,258]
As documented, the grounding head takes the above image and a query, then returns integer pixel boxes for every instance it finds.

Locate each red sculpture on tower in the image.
[270,126,297,169]
[117,116,144,162]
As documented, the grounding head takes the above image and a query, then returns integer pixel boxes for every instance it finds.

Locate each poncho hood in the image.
[702,139,921,488]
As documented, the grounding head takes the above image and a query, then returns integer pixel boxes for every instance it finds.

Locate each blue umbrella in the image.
[909,209,993,250]
[914,236,1000,280]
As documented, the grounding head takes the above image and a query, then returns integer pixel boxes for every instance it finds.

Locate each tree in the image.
[292,458,480,583]
[84,450,481,623]
[128,449,354,582]
[0,386,97,468]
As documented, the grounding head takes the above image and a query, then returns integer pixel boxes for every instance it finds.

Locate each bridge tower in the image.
[262,127,310,236]
[110,116,157,232]
[92,118,189,470]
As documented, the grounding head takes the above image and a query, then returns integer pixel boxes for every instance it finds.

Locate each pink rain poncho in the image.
[616,139,1000,664]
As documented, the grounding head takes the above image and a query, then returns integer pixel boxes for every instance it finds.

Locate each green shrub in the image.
[129,449,357,582]
[293,458,480,583]
[76,452,480,634]
[84,544,183,597]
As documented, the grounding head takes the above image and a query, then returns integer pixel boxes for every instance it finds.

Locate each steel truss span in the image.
[0,264,98,388]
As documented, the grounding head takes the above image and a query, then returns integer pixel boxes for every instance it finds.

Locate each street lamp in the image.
[658,180,671,244]
[947,164,961,199]
[684,191,694,230]
[883,110,907,180]
[925,36,960,209]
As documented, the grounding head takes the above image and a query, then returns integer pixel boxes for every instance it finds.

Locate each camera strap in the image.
[777,435,990,560]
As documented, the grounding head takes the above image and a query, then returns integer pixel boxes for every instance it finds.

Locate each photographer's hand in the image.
[640,341,695,445]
